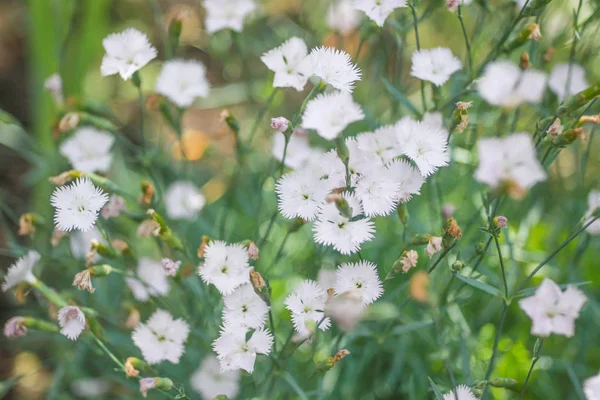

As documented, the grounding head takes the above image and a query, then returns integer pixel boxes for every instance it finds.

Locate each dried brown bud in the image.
[49,171,76,186]
[145,93,160,111]
[197,235,211,258]
[400,250,419,273]
[456,101,472,111]
[73,269,95,293]
[528,23,542,40]
[445,217,462,239]
[249,270,266,292]
[544,48,555,62]
[332,349,350,364]
[520,52,530,69]
[139,180,155,206]
[111,239,130,254]
[136,220,161,237]
[125,357,144,378]
[18,213,36,236]
[58,112,80,132]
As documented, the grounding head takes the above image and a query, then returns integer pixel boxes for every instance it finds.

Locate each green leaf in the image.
[428,377,445,400]
[391,319,434,335]
[381,77,422,118]
[454,273,503,297]
[281,372,309,400]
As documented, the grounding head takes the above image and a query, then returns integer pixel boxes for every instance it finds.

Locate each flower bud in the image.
[161,258,181,277]
[139,377,173,398]
[494,216,508,229]
[247,241,260,260]
[546,118,562,137]
[451,260,464,271]
[552,127,585,147]
[410,234,431,246]
[397,202,409,225]
[249,270,266,292]
[197,235,213,258]
[489,377,518,388]
[316,349,351,372]
[58,112,81,132]
[124,307,141,330]
[19,213,44,236]
[221,109,240,134]
[271,117,290,133]
[520,52,530,69]
[326,194,353,219]
[502,23,542,53]
[139,180,155,206]
[557,82,600,117]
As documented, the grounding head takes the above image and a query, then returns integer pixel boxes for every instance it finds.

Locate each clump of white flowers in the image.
[285,280,331,336]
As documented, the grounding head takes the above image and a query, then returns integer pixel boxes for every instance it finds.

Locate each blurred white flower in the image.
[212,327,273,373]
[44,73,63,105]
[4,317,27,338]
[126,258,170,302]
[191,356,240,400]
[223,284,269,329]
[519,278,587,337]
[276,169,331,221]
[354,165,401,217]
[101,28,157,80]
[396,119,450,177]
[161,258,181,277]
[261,37,311,91]
[548,63,588,102]
[443,385,478,400]
[475,133,546,193]
[446,0,472,12]
[584,371,600,400]
[132,309,190,364]
[139,378,156,398]
[58,306,86,340]
[156,59,210,107]
[353,0,407,27]
[386,159,424,203]
[477,60,547,108]
[334,260,383,306]
[285,280,331,336]
[204,0,256,33]
[411,47,462,86]
[51,178,109,232]
[317,269,337,291]
[69,228,106,262]
[198,241,252,295]
[309,47,361,92]
[423,111,444,130]
[59,127,114,174]
[584,190,600,235]
[313,192,375,254]
[302,91,364,140]
[355,125,400,165]
[327,0,363,34]
[71,378,110,398]
[2,250,40,291]
[272,130,323,169]
[165,181,206,220]
[101,195,125,219]
[325,289,366,331]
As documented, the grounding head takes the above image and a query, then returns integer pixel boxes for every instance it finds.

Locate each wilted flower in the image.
[410,47,462,86]
[302,91,364,140]
[261,37,311,91]
[100,28,157,80]
[2,251,40,292]
[161,258,181,277]
[137,219,161,237]
[546,118,563,137]
[4,317,27,338]
[212,327,273,373]
[156,59,210,107]
[191,356,241,400]
[73,269,94,293]
[51,178,109,232]
[58,306,86,340]
[164,181,206,220]
[59,128,114,174]
[132,309,190,364]
[426,236,443,257]
[400,250,419,273]
[353,0,407,27]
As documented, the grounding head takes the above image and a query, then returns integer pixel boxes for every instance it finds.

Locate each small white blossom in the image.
[223,284,269,329]
[334,260,383,306]
[584,371,600,400]
[327,1,363,34]
[126,258,170,302]
[191,356,240,400]
[354,165,401,217]
[204,0,257,33]
[51,178,109,232]
[101,28,157,80]
[261,37,312,91]
[58,306,86,340]
[276,169,331,221]
[411,47,462,86]
[584,190,600,235]
[156,60,210,107]
[313,192,375,255]
[212,327,273,373]
[475,133,546,193]
[396,118,450,177]
[519,278,587,337]
[309,47,361,92]
[477,60,547,108]
[132,309,190,364]
[548,63,588,102]
[443,385,478,400]
[285,280,331,336]
[59,127,115,174]
[355,125,401,165]
[353,0,407,27]
[325,289,366,331]
[2,251,40,291]
[198,241,252,295]
[302,91,364,140]
[162,258,181,277]
[164,181,206,220]
[386,159,424,202]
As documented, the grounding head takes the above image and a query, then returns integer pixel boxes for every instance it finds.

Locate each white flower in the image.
[165,181,206,220]
[162,258,181,277]
[198,241,252,295]
[423,111,444,130]
[548,63,588,102]
[51,178,109,232]
[519,278,587,337]
[313,192,375,254]
[132,310,190,365]
[584,190,600,235]
[386,159,424,202]
[261,37,312,91]
[327,1,363,34]
[2,251,40,291]
[276,169,331,221]
[70,378,110,398]
[355,125,401,165]
[101,195,125,219]
[58,306,86,340]
[101,28,157,80]
[584,371,600,400]
[69,228,106,261]
[309,47,361,92]
[475,133,546,192]
[203,0,257,33]
[325,289,366,331]
[272,130,323,169]
[155,59,210,107]
[191,356,240,400]
[126,258,170,302]
[315,150,348,188]
[353,0,407,27]
[285,280,331,336]
[334,260,383,306]
[396,118,450,177]
[410,47,462,86]
[477,60,547,108]
[212,327,273,373]
[223,284,269,329]
[302,91,364,140]
[354,165,401,217]
[443,385,478,400]
[59,127,114,174]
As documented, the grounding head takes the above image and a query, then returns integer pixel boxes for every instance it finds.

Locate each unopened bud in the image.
[249,270,266,292]
[553,127,585,146]
[410,234,431,246]
[494,216,508,229]
[197,235,212,258]
[520,52,530,69]
[397,202,409,225]
[557,82,600,117]
[546,118,562,137]
[489,378,518,388]
[58,112,80,132]
[327,194,353,219]
[271,117,290,132]
[247,242,260,260]
[451,260,464,271]
[139,180,155,206]
[335,136,350,162]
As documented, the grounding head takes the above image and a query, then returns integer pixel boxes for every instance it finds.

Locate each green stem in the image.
[457,6,473,78]
[31,279,68,308]
[481,302,508,399]
[492,233,509,297]
[409,2,427,112]
[248,88,279,146]
[518,339,544,399]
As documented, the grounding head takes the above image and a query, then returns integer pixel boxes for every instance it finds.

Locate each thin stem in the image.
[428,243,456,274]
[269,310,278,353]
[91,332,125,371]
[481,303,508,399]
[518,339,544,400]
[409,2,427,112]
[248,88,279,146]
[492,233,509,297]
[457,6,473,77]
